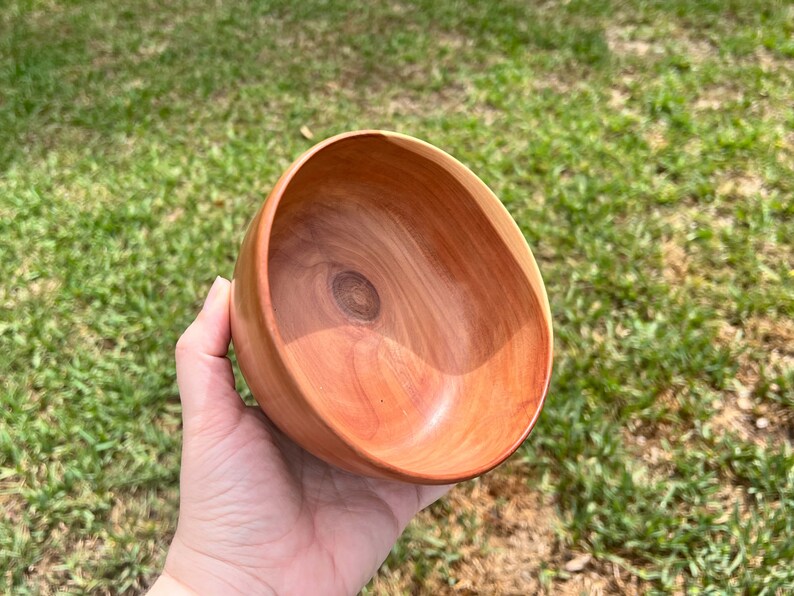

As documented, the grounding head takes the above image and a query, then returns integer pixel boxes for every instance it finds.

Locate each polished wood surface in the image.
[230,131,553,483]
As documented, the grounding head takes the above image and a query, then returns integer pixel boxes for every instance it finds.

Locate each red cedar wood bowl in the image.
[230,130,553,484]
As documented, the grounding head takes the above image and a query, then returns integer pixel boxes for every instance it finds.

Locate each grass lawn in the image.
[2,0,793,593]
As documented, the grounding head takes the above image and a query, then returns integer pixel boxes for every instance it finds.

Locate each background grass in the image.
[2,0,793,593]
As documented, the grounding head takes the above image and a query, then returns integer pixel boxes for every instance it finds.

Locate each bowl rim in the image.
[251,129,553,483]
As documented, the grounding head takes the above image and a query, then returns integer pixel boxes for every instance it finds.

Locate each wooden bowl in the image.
[230,130,552,484]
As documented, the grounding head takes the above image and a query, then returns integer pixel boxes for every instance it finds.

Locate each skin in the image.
[149,277,451,595]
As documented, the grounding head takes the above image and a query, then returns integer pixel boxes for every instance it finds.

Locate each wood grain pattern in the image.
[230,131,553,483]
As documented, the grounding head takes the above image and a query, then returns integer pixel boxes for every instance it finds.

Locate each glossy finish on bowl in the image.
[230,130,552,484]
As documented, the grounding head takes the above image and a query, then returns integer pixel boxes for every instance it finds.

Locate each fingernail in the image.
[202,276,223,311]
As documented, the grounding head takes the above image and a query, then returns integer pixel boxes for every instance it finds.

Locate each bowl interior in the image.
[266,134,550,478]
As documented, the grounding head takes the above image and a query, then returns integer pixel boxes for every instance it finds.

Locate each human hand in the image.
[150,277,451,595]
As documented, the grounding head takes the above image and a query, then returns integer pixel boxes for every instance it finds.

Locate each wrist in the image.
[160,531,278,596]
[148,569,198,595]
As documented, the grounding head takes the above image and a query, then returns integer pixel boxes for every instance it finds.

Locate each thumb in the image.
[175,276,244,432]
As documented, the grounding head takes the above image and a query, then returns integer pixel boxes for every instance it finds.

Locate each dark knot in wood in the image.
[331,270,381,322]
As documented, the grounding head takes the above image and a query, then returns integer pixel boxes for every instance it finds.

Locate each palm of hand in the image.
[165,278,448,595]
[171,405,445,595]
